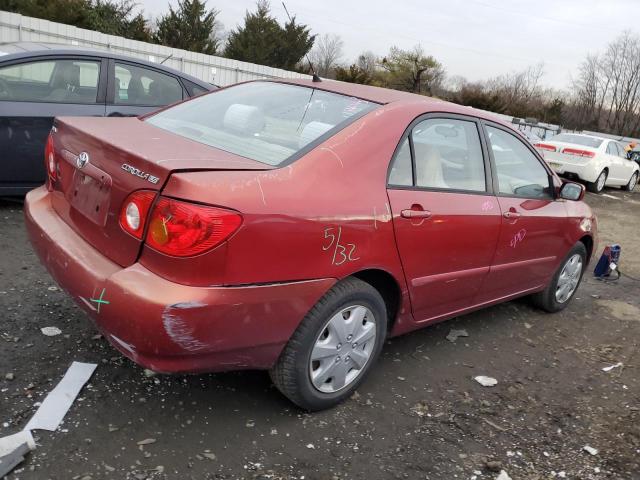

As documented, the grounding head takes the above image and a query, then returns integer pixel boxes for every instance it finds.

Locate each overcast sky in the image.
[139,0,638,90]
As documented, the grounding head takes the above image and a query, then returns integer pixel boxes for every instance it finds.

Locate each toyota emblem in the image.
[76,152,90,169]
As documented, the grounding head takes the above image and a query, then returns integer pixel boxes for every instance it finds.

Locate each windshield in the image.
[146,82,378,166]
[552,134,603,148]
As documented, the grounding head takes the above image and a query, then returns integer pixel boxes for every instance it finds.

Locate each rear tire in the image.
[587,170,607,193]
[622,172,638,191]
[270,277,387,411]
[531,242,587,313]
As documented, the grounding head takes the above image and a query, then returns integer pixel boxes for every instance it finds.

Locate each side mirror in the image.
[559,181,585,201]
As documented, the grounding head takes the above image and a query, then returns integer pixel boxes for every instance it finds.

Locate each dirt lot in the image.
[1,188,639,480]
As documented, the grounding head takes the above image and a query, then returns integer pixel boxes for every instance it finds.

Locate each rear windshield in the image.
[146,82,377,166]
[552,134,603,148]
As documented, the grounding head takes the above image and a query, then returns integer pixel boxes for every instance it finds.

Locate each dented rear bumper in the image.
[24,187,335,373]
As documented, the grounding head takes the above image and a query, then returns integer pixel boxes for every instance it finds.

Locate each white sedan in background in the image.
[535,133,639,193]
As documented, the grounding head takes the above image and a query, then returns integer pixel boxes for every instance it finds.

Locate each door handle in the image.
[503,211,521,219]
[401,209,432,219]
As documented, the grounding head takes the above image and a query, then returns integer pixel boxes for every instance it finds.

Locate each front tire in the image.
[531,242,587,313]
[270,277,387,411]
[622,172,638,191]
[587,169,607,193]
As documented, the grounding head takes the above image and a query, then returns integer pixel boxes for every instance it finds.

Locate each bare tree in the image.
[308,33,344,78]
[571,31,640,136]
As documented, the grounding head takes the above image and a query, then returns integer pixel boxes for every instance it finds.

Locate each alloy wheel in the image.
[596,171,607,191]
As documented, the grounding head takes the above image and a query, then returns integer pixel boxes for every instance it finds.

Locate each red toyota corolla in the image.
[25,79,596,410]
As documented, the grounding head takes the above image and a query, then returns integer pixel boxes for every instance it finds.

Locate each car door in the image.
[478,122,568,302]
[386,114,501,323]
[614,142,636,184]
[105,60,186,117]
[604,141,624,184]
[0,56,107,194]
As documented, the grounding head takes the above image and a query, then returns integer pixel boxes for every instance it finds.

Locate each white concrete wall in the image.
[0,11,311,86]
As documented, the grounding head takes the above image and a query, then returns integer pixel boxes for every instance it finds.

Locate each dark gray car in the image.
[0,42,215,196]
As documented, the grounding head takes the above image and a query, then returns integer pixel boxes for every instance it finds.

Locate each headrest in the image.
[298,121,333,148]
[223,104,264,135]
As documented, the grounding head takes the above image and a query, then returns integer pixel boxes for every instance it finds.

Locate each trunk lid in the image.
[51,116,272,267]
[540,141,598,163]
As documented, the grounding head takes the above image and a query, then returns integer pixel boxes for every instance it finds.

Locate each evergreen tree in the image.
[224,1,314,70]
[0,0,152,42]
[155,0,220,55]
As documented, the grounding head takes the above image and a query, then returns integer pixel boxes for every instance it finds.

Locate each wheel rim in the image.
[555,254,583,303]
[597,171,606,191]
[309,305,377,393]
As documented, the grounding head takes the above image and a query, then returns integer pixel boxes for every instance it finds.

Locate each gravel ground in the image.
[1,188,639,480]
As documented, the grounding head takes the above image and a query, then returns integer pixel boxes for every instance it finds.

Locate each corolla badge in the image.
[76,152,90,169]
[121,163,160,184]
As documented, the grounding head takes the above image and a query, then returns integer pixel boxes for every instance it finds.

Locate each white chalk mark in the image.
[320,147,344,168]
[256,177,267,205]
[373,207,377,229]
[24,362,97,432]
[385,203,392,221]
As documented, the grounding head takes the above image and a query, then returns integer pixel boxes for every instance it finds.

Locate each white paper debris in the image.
[24,361,97,431]
[583,445,598,455]
[0,430,35,457]
[602,362,623,372]
[475,375,498,387]
[446,329,469,342]
[496,470,512,480]
[40,326,62,336]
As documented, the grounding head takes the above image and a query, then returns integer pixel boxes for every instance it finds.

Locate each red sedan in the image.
[25,80,596,410]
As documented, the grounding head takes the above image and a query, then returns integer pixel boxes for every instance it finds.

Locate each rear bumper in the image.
[545,158,598,183]
[24,187,335,373]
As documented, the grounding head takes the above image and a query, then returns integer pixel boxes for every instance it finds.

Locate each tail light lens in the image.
[534,143,557,152]
[145,197,242,257]
[44,133,56,189]
[119,190,156,239]
[562,148,596,158]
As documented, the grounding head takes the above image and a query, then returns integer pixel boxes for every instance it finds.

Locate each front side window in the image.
[487,125,551,199]
[0,59,100,103]
[114,63,183,106]
[147,82,378,166]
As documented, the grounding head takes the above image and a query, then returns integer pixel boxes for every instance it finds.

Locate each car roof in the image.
[273,78,512,124]
[0,42,212,89]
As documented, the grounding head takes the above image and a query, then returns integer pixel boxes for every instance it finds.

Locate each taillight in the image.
[562,148,595,158]
[534,143,557,152]
[119,191,156,239]
[145,197,242,257]
[44,133,56,190]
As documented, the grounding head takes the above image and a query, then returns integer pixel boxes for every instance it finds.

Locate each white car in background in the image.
[535,133,639,193]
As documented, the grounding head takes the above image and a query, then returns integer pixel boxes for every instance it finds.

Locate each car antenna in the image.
[159,53,173,65]
[282,1,321,82]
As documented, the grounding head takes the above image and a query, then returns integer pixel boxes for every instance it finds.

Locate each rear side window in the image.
[146,82,377,166]
[114,63,183,106]
[487,126,551,199]
[388,117,486,192]
[0,59,100,103]
[606,142,617,155]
